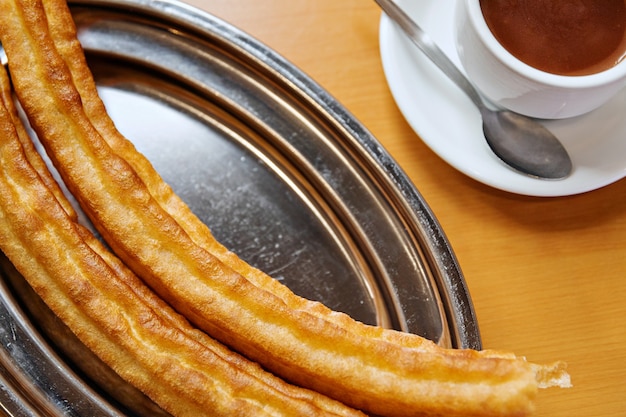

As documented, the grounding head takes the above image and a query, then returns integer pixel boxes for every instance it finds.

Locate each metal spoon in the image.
[375,0,572,179]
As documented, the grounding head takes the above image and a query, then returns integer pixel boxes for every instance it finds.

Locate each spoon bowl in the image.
[374,0,572,180]
[481,110,572,179]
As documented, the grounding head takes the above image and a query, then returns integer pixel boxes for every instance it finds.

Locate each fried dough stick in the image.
[41,0,550,369]
[0,1,570,416]
[0,64,365,417]
[42,0,569,379]
[0,51,76,220]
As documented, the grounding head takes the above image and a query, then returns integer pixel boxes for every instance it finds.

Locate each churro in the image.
[0,51,75,220]
[0,0,571,416]
[0,63,364,417]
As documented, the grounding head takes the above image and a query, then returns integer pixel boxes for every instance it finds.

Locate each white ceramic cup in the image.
[454,0,626,119]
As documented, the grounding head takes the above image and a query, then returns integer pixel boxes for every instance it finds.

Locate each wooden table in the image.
[186,1,626,415]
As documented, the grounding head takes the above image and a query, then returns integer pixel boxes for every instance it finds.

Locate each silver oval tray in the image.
[0,0,480,415]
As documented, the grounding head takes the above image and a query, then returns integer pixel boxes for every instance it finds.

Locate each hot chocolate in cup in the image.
[455,0,626,119]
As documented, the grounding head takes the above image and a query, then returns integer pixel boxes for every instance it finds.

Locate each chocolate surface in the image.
[480,0,626,75]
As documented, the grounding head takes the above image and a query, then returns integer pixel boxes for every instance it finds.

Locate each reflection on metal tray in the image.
[0,0,480,415]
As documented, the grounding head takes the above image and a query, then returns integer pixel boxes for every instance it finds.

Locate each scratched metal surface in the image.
[0,0,480,415]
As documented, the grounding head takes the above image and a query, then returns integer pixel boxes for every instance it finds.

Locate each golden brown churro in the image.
[0,0,570,416]
[0,54,76,220]
[0,63,364,417]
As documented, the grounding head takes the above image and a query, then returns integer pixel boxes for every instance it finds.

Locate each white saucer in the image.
[379,0,626,197]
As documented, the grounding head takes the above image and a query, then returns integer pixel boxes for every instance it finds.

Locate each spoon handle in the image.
[375,0,483,109]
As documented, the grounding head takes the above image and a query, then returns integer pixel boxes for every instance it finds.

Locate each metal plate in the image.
[0,0,480,415]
